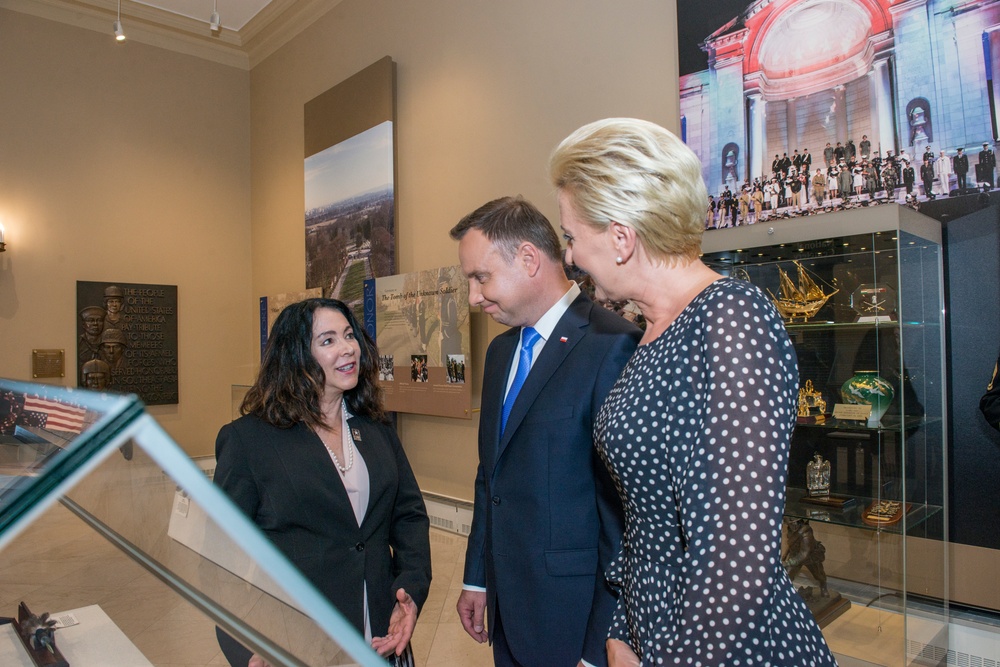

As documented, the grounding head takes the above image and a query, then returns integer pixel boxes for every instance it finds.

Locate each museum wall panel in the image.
[246,0,678,499]
[0,8,253,457]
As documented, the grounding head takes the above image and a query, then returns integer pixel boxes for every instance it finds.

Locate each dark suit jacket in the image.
[463,293,640,667]
[215,412,432,641]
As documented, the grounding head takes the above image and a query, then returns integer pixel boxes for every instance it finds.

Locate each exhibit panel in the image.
[0,378,384,666]
[702,205,949,666]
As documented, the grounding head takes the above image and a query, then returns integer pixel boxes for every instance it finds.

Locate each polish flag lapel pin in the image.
[559,336,568,343]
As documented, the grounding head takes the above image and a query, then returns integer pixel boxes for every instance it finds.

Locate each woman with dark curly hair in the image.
[214,298,431,666]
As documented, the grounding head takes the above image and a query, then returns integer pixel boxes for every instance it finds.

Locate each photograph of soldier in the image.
[920,157,936,199]
[378,354,395,382]
[812,168,826,206]
[955,147,970,190]
[902,160,916,195]
[410,355,428,383]
[446,354,466,384]
[978,142,996,187]
[438,269,462,360]
[415,295,431,353]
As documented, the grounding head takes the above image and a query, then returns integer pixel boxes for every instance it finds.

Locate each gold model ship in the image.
[768,261,838,322]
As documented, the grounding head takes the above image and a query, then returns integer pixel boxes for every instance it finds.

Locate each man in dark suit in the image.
[920,157,935,199]
[779,152,792,175]
[979,142,996,187]
[451,196,640,667]
[954,147,970,190]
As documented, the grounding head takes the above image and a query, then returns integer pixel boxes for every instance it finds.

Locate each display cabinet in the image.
[0,378,384,666]
[702,204,949,667]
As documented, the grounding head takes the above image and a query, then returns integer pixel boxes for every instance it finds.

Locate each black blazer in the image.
[215,412,432,638]
[463,293,640,667]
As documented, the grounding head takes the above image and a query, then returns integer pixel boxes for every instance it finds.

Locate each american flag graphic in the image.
[21,396,86,434]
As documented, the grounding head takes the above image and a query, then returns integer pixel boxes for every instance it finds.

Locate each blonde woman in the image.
[550,118,836,667]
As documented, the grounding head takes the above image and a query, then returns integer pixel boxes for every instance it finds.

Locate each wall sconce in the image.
[0,223,6,252]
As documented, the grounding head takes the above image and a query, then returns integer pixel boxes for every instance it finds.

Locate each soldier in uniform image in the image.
[104,285,125,329]
[99,328,128,375]
[78,305,106,384]
[978,142,996,187]
[954,147,970,190]
[82,358,112,390]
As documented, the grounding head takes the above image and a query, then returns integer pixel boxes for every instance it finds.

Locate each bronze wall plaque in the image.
[76,281,179,405]
[31,349,65,378]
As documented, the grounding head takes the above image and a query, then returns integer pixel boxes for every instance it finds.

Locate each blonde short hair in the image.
[550,118,708,262]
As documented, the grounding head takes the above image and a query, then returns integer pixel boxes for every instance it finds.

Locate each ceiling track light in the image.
[209,0,221,33]
[113,0,126,41]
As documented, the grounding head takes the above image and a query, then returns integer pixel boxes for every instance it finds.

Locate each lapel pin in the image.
[559,336,568,343]
[351,427,362,442]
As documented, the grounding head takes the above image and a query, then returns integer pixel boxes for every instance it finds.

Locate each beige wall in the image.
[0,0,679,495]
[248,0,679,499]
[0,8,253,456]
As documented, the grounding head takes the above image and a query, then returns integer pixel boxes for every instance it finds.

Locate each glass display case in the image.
[0,378,385,666]
[702,204,949,666]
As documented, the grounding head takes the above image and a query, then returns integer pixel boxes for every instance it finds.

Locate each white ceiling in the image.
[134,0,272,32]
[5,0,340,69]
[5,0,341,68]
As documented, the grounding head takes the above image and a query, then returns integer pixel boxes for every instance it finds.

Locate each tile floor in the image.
[0,500,489,666]
[7,499,994,667]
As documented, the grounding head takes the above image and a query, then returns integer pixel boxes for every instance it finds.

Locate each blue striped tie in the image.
[500,327,540,434]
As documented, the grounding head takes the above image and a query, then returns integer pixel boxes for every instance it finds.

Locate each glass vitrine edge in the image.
[128,415,385,667]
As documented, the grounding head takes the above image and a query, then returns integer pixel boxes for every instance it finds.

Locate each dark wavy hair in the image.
[241,298,385,427]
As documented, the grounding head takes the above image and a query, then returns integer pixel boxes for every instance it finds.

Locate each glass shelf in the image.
[794,415,942,433]
[785,320,898,332]
[784,487,943,533]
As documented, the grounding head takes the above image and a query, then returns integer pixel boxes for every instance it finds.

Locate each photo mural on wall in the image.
[679,0,1000,199]
[305,121,395,320]
[363,266,471,419]
[76,281,178,405]
[304,57,397,323]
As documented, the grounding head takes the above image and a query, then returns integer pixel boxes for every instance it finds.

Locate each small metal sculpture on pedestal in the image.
[0,602,69,667]
[782,519,851,627]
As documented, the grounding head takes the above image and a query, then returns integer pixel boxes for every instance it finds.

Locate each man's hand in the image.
[607,638,640,667]
[371,588,418,657]
[456,589,488,643]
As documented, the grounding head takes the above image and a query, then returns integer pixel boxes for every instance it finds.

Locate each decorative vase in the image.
[840,370,895,426]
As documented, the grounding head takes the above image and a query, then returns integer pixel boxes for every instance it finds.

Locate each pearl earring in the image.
[616,256,623,265]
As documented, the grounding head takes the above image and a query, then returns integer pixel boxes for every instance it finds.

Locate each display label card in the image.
[51,612,79,629]
[174,490,190,518]
[833,403,872,421]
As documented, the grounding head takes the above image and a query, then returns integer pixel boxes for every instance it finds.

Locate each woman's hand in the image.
[248,654,272,667]
[371,588,418,657]
[607,638,641,667]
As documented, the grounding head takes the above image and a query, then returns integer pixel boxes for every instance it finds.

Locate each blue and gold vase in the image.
[840,370,895,426]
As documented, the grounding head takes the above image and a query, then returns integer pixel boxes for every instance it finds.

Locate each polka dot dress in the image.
[595,279,836,666]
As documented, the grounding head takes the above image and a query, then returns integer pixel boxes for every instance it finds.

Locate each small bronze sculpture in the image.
[782,518,828,599]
